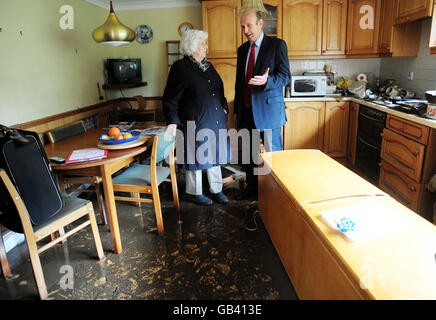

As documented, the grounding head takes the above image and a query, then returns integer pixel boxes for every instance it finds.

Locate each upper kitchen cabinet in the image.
[242,0,283,42]
[379,0,422,57]
[322,0,348,56]
[283,0,323,56]
[394,0,434,24]
[202,0,242,58]
[262,0,283,38]
[378,0,396,54]
[346,0,381,57]
[283,0,347,58]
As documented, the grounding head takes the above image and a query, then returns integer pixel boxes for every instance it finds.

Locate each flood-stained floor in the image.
[0,181,297,300]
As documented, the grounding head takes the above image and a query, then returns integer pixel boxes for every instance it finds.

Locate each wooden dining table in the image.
[44,127,152,254]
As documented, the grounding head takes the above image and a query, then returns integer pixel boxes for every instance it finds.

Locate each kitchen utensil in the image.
[348,81,367,98]
[386,86,400,98]
[425,90,436,104]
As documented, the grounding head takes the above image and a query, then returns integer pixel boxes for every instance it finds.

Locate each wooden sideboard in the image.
[259,150,436,299]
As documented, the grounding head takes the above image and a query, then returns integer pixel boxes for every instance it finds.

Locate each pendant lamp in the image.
[92,1,135,46]
[239,0,269,16]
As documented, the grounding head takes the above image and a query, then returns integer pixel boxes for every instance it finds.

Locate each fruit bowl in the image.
[99,131,141,145]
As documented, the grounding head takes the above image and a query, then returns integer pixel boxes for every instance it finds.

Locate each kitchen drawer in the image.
[386,114,429,145]
[381,129,425,182]
[379,160,420,212]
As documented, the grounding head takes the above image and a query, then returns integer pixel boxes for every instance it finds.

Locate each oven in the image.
[355,105,386,185]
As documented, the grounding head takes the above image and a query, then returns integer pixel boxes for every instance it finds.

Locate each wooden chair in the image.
[112,131,179,235]
[0,227,11,279]
[0,169,105,300]
[47,121,107,225]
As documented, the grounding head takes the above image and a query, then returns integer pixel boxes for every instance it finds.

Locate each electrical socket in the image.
[407,71,414,81]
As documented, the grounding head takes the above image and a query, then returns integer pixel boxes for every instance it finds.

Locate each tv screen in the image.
[106,58,142,84]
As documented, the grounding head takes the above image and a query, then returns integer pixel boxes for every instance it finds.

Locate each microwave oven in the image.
[290,75,327,97]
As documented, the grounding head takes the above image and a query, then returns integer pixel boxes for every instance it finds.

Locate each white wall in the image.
[380,18,436,97]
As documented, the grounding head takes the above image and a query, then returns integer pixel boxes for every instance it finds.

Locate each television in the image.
[106,58,142,84]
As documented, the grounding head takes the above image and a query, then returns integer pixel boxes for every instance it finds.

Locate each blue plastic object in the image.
[337,217,356,233]
[99,130,141,145]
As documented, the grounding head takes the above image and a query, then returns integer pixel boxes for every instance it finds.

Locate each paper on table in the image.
[321,200,412,242]
[137,125,166,136]
[66,148,108,164]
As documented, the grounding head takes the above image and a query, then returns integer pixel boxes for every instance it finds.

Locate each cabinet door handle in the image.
[410,186,417,192]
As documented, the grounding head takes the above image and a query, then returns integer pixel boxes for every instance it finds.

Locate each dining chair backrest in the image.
[153,131,175,164]
[48,121,86,143]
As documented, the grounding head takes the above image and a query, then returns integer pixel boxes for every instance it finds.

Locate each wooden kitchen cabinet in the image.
[379,114,436,221]
[283,101,349,158]
[380,128,425,182]
[209,59,237,130]
[324,101,349,157]
[386,114,430,145]
[202,0,242,58]
[283,0,323,56]
[378,0,422,57]
[394,0,434,24]
[347,102,359,164]
[346,0,381,56]
[283,0,347,57]
[283,101,325,150]
[322,0,348,55]
[262,0,283,38]
[378,0,395,53]
[379,160,420,211]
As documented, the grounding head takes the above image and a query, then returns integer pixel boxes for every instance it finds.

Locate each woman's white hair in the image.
[180,29,208,56]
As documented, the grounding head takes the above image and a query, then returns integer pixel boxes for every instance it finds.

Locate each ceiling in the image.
[85,0,201,11]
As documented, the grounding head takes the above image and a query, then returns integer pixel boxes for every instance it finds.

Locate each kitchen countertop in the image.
[260,149,436,299]
[284,96,436,130]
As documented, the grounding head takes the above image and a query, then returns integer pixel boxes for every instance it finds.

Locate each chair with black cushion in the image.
[47,121,107,225]
[112,131,179,235]
[0,169,105,300]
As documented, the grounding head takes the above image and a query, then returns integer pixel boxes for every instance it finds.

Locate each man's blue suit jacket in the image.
[234,35,291,131]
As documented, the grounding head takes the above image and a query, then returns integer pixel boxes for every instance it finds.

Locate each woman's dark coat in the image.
[163,56,230,171]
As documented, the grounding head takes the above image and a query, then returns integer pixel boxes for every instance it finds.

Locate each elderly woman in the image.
[163,29,230,206]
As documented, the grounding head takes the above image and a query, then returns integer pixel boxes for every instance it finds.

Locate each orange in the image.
[108,127,120,137]
[114,134,124,140]
[123,133,133,139]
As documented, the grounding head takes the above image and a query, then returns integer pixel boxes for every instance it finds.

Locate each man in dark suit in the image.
[234,9,291,200]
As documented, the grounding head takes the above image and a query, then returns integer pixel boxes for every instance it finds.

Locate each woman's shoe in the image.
[185,194,213,206]
[210,192,229,204]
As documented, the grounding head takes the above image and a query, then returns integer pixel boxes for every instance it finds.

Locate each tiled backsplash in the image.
[289,58,381,86]
[380,18,436,97]
[289,18,436,97]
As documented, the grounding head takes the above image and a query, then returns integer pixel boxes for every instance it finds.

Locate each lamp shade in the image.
[92,1,135,46]
[239,0,269,16]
